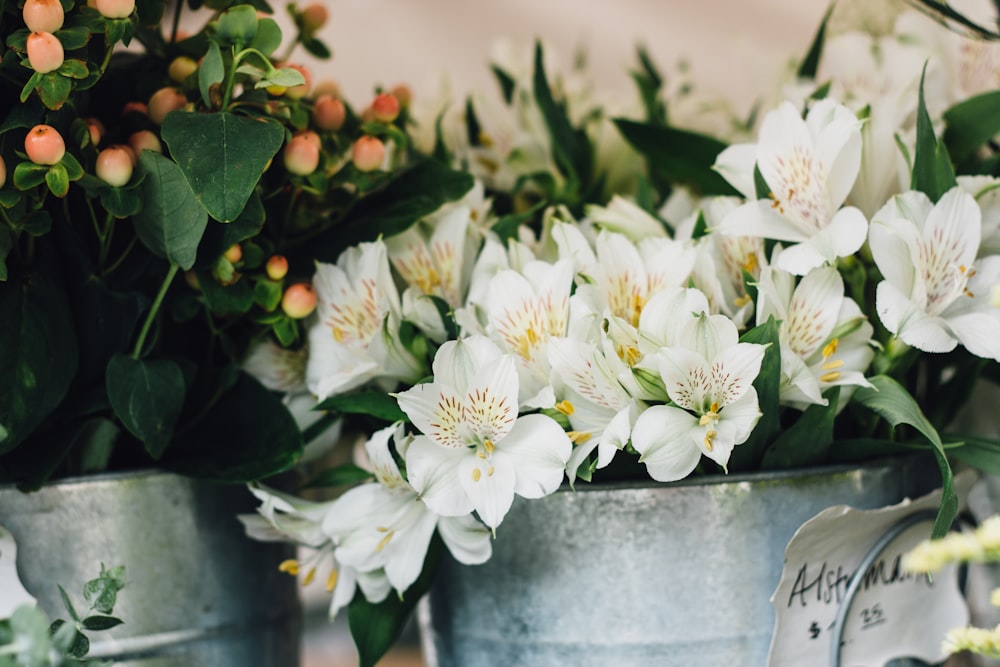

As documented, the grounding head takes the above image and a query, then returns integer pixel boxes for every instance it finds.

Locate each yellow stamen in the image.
[965,288,975,298]
[488,466,495,477]
[704,429,717,451]
[822,339,839,358]
[477,450,487,459]
[820,371,842,383]
[471,468,482,482]
[376,526,391,532]
[302,567,317,586]
[483,439,495,454]
[278,559,300,576]
[478,131,494,148]
[822,359,845,371]
[567,430,591,445]
[733,294,753,307]
[332,327,344,343]
[376,530,395,553]
[623,345,640,367]
[326,570,339,592]
[555,400,575,416]
[699,414,713,426]
[742,254,758,274]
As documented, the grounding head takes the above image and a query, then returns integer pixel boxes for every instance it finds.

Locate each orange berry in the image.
[224,244,243,264]
[300,3,328,32]
[84,118,105,147]
[283,131,320,175]
[26,31,64,74]
[312,95,346,132]
[129,129,162,158]
[351,136,385,172]
[147,87,187,126]
[168,56,198,83]
[389,84,412,108]
[95,145,134,186]
[22,0,64,33]
[266,255,289,280]
[0,156,6,189]
[281,283,317,319]
[371,93,400,123]
[93,0,134,19]
[24,124,65,165]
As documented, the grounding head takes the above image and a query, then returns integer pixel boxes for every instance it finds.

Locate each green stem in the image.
[221,46,239,109]
[99,211,115,267]
[132,263,179,359]
[170,0,184,45]
[103,235,138,276]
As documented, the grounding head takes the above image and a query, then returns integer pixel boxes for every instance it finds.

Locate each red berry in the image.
[84,118,104,147]
[300,3,328,32]
[351,136,385,172]
[282,283,317,319]
[266,255,289,280]
[22,0,64,33]
[95,146,134,186]
[389,84,412,108]
[312,95,346,132]
[26,31,64,74]
[24,124,65,165]
[283,132,320,175]
[93,0,134,19]
[148,87,187,126]
[371,93,400,123]
[129,130,162,158]
[224,244,243,264]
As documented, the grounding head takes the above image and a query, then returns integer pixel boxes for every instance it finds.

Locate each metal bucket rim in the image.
[0,468,193,495]
[558,454,930,494]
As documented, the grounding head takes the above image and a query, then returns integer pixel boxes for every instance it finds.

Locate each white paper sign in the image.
[767,477,973,667]
[0,525,37,617]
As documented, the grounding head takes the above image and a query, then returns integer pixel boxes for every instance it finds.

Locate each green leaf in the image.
[943,90,1000,165]
[942,433,1000,476]
[82,568,124,615]
[797,3,834,79]
[161,111,284,222]
[199,41,225,109]
[249,17,284,56]
[197,271,255,313]
[36,71,73,110]
[853,375,956,538]
[194,190,265,269]
[58,584,80,622]
[727,317,781,471]
[264,66,306,88]
[100,184,142,217]
[490,200,545,243]
[303,464,374,489]
[58,58,89,79]
[61,152,84,180]
[0,418,119,491]
[133,151,208,270]
[314,390,407,423]
[217,4,258,46]
[911,63,957,202]
[0,256,78,454]
[45,162,70,197]
[105,354,187,459]
[164,371,303,481]
[312,159,473,260]
[349,535,442,667]
[761,386,840,469]
[55,26,91,49]
[614,119,740,196]
[10,606,51,664]
[253,278,282,311]
[301,35,330,59]
[12,161,49,190]
[80,615,124,631]
[533,41,587,186]
[491,64,516,105]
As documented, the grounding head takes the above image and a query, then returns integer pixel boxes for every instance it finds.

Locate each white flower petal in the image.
[498,414,572,499]
[713,142,759,200]
[876,281,958,352]
[459,454,516,529]
[438,514,493,565]
[631,405,702,482]
[382,505,438,593]
[405,436,475,517]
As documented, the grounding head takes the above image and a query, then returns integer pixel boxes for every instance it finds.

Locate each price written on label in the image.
[767,477,974,667]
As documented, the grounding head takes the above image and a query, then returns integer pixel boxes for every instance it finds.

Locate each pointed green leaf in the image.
[105,353,187,459]
[263,66,306,88]
[853,375,956,538]
[533,41,587,185]
[81,615,124,631]
[199,41,225,108]
[943,90,1000,165]
[160,111,284,222]
[943,433,1000,475]
[797,3,835,79]
[45,162,70,197]
[911,63,957,202]
[303,464,375,489]
[491,64,516,105]
[133,151,208,270]
[761,386,839,469]
[249,17,284,56]
[314,390,407,423]
[216,4,258,46]
[12,161,49,190]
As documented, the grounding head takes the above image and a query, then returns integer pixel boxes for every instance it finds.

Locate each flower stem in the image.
[170,0,184,45]
[132,263,179,359]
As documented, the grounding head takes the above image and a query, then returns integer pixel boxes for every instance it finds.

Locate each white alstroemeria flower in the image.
[323,425,491,595]
[242,339,308,393]
[756,266,874,409]
[870,188,1000,360]
[306,241,424,400]
[713,99,868,275]
[239,485,377,620]
[958,176,1000,256]
[389,204,478,342]
[584,196,668,241]
[548,334,642,480]
[395,336,572,530]
[481,259,574,408]
[631,313,766,481]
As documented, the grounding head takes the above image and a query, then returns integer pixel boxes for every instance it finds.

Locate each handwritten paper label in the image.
[767,478,972,667]
[0,525,37,617]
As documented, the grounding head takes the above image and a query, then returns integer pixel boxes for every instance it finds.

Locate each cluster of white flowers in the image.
[242,0,1000,616]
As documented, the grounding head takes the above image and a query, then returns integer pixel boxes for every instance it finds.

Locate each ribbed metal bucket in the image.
[0,470,300,666]
[419,457,940,667]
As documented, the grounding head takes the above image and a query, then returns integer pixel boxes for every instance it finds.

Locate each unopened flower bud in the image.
[95,145,134,186]
[26,31,64,74]
[283,131,320,175]
[22,0,64,33]
[266,255,289,280]
[282,283,317,319]
[351,136,385,172]
[93,0,135,19]
[148,87,187,126]
[371,93,400,123]
[312,94,346,131]
[24,124,65,165]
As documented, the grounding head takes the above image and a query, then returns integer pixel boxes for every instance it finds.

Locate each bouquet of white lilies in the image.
[240,1,1000,663]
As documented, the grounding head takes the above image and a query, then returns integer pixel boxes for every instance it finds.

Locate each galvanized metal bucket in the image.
[0,470,300,666]
[419,457,939,667]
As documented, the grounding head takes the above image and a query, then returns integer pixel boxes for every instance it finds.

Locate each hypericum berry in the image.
[24,124,65,165]
[281,283,317,319]
[283,131,320,176]
[184,270,200,290]
[224,244,242,264]
[371,93,400,123]
[312,79,341,99]
[129,129,162,158]
[26,31,63,74]
[147,87,186,125]
[22,0,64,33]
[312,95,346,132]
[351,136,385,172]
[285,64,312,100]
[95,146,134,186]
[389,84,412,108]
[121,101,148,117]
[0,156,7,189]
[265,255,289,280]
[300,3,328,32]
[168,56,198,84]
[93,0,134,19]
[84,118,105,146]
